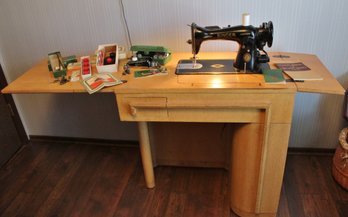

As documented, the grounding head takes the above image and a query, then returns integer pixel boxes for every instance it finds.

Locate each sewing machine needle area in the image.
[176,59,237,75]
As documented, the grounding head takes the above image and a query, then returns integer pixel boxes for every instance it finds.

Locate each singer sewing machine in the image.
[176,20,273,74]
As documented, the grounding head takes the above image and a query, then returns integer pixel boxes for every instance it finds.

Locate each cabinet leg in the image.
[230,123,291,216]
[230,123,264,215]
[138,121,155,188]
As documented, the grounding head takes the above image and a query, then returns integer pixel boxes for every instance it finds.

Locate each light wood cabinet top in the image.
[2,52,344,95]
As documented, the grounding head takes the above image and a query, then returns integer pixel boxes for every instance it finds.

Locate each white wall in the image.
[1,0,347,147]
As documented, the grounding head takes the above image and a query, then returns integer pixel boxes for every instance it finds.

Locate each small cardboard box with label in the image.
[96,44,118,73]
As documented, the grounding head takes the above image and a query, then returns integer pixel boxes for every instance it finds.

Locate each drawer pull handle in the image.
[129,103,167,117]
[130,106,137,116]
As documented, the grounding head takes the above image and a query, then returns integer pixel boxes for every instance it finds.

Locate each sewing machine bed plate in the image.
[176,59,237,75]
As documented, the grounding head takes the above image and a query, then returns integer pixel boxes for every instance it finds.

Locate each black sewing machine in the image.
[176,20,273,74]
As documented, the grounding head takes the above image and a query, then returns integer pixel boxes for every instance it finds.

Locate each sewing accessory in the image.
[80,56,92,79]
[48,52,77,81]
[242,13,250,26]
[127,45,172,67]
[47,52,77,81]
[96,44,119,73]
[59,76,69,85]
[134,67,167,78]
[69,71,80,82]
[122,64,130,75]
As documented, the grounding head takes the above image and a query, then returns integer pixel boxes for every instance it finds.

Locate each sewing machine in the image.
[176,19,273,74]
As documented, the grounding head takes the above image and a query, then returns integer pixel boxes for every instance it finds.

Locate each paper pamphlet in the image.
[81,73,124,94]
[273,58,323,81]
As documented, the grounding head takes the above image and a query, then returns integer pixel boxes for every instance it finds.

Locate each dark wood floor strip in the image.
[0,143,67,215]
[0,142,348,217]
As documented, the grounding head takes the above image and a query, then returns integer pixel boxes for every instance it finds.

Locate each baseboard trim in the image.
[288,147,335,155]
[28,135,336,155]
[29,135,139,148]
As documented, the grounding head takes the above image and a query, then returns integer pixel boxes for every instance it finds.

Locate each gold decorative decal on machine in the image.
[211,64,225,69]
[243,53,252,63]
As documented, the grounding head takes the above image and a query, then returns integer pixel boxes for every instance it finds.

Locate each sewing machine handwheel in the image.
[266,21,273,47]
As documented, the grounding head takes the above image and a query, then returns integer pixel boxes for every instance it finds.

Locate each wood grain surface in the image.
[2,52,344,95]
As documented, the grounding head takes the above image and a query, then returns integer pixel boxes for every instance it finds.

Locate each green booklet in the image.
[262,69,286,84]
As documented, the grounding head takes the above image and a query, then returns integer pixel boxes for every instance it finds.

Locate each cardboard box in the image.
[96,44,118,73]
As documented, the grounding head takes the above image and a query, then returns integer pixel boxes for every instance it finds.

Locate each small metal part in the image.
[158,66,168,73]
[192,54,197,68]
[59,76,68,85]
[122,64,130,75]
[150,61,159,68]
[127,60,151,67]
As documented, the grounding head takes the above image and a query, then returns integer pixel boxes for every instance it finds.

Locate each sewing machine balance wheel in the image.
[266,21,273,47]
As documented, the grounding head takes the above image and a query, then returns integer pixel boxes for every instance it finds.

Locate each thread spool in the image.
[242,13,250,26]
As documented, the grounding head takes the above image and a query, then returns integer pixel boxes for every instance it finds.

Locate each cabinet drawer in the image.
[167,104,265,123]
[116,92,295,123]
[117,95,167,121]
[166,93,294,123]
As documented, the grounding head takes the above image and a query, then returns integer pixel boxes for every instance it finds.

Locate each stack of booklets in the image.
[81,73,124,94]
[274,61,322,81]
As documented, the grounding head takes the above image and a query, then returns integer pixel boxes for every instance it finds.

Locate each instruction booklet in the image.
[81,73,124,94]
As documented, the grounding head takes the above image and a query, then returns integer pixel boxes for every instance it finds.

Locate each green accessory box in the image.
[48,52,77,78]
[131,45,171,65]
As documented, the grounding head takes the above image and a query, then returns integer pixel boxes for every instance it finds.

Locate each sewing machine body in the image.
[182,21,273,74]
